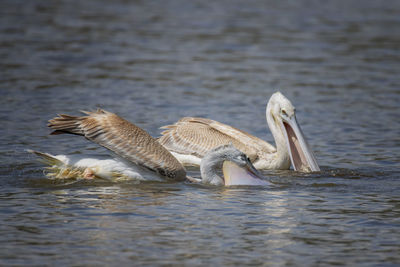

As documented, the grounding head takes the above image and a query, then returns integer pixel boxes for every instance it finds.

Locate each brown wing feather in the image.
[158,117,276,162]
[48,109,186,180]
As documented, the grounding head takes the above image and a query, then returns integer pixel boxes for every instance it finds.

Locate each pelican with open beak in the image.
[267,92,320,172]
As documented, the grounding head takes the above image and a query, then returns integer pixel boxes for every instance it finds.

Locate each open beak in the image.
[281,116,320,172]
[222,161,270,186]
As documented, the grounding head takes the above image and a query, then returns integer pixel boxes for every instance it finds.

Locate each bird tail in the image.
[27,149,64,166]
[27,149,128,181]
[27,149,84,179]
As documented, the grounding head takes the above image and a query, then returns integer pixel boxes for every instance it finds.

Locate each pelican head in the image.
[201,144,270,186]
[266,92,320,172]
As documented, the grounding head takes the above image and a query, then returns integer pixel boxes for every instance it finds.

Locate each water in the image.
[1,0,400,265]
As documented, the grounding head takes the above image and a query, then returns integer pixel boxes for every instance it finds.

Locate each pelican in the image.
[158,92,320,172]
[29,109,270,186]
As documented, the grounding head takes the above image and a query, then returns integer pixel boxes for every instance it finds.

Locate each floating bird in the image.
[30,109,269,186]
[158,92,320,172]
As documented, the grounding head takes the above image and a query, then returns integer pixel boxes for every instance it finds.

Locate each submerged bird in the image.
[30,109,269,186]
[158,92,320,172]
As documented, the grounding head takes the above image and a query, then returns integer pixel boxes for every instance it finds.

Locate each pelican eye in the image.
[281,109,288,116]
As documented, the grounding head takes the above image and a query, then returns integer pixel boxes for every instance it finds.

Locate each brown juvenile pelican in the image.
[158,92,320,172]
[29,109,270,186]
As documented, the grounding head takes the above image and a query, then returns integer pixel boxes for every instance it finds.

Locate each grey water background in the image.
[1,0,400,265]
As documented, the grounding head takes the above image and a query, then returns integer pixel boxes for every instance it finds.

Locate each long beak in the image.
[222,161,270,186]
[281,116,320,172]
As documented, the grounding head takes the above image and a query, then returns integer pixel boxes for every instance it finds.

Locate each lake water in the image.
[1,0,400,265]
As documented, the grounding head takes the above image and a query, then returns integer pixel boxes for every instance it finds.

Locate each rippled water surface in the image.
[1,0,400,265]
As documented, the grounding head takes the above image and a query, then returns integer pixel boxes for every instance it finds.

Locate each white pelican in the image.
[158,92,320,172]
[30,109,270,186]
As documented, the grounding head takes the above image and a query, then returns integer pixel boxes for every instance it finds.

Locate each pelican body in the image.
[31,109,269,186]
[158,92,320,172]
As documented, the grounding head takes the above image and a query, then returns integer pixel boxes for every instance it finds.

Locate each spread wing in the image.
[157,117,276,162]
[48,109,186,180]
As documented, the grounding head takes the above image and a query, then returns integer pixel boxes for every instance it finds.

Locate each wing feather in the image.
[48,109,186,180]
[158,117,276,163]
